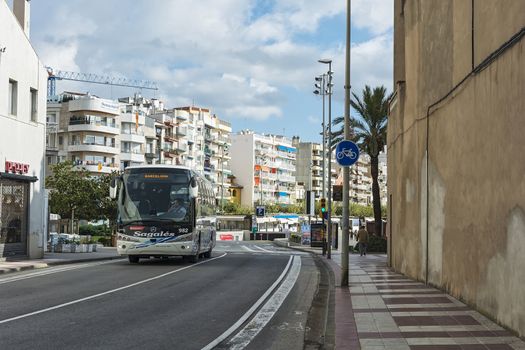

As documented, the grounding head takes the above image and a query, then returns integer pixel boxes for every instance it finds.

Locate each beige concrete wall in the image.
[388,0,525,337]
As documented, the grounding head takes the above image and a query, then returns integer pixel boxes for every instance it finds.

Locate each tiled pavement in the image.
[327,253,525,350]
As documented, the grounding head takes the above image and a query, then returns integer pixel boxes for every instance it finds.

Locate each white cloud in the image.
[226,105,282,121]
[30,0,393,125]
[352,0,394,35]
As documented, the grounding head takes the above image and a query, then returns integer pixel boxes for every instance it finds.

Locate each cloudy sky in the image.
[27,0,393,143]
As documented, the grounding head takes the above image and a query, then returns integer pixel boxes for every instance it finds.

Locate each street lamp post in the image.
[314,74,327,201]
[341,0,352,286]
[220,144,228,212]
[318,59,333,259]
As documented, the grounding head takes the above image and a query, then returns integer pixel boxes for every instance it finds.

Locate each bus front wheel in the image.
[188,253,199,263]
[128,255,140,264]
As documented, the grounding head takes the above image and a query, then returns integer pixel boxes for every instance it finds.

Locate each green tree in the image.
[46,161,98,233]
[93,172,118,231]
[222,201,253,215]
[332,85,390,235]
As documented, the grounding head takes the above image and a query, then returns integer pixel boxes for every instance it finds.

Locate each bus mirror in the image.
[109,177,119,199]
[189,177,198,198]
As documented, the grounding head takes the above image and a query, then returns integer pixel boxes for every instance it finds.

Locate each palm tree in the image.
[331,85,390,236]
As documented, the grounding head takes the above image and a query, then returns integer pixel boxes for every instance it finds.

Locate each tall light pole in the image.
[341,0,352,286]
[319,59,333,259]
[220,143,228,212]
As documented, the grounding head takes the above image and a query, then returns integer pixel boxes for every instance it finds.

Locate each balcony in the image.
[278,175,295,183]
[163,147,176,158]
[76,163,120,174]
[120,113,145,125]
[120,152,145,163]
[121,133,145,143]
[68,142,119,154]
[164,132,177,142]
[68,122,120,135]
[204,147,215,156]
[277,186,292,193]
[176,112,188,121]
[174,142,187,153]
[176,126,187,136]
[203,164,216,172]
[145,152,157,159]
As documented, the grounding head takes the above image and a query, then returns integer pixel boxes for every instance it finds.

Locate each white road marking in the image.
[240,245,256,252]
[201,255,294,350]
[202,255,301,350]
[252,245,273,253]
[225,255,302,349]
[0,253,227,325]
[0,259,122,285]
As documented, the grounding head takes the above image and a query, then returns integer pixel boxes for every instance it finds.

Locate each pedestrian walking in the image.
[357,224,369,256]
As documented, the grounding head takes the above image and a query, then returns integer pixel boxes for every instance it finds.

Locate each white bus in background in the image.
[110,165,216,263]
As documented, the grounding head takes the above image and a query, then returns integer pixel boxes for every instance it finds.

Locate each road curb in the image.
[46,255,125,266]
[304,255,336,349]
[0,264,48,275]
[0,256,124,275]
[273,239,335,349]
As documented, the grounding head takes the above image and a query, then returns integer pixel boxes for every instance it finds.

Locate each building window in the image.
[30,88,38,122]
[8,79,18,116]
[58,136,63,145]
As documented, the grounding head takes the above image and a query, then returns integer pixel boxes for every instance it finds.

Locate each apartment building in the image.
[348,156,373,206]
[230,131,296,207]
[150,106,232,204]
[293,138,339,200]
[294,141,323,198]
[150,108,189,168]
[0,0,48,258]
[119,94,160,170]
[47,93,121,175]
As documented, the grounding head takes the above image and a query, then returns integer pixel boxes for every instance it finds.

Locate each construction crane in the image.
[46,67,158,98]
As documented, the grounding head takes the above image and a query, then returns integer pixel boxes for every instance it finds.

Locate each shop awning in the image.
[0,172,38,182]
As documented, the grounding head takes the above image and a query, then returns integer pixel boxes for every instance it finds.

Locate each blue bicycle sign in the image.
[335,140,360,166]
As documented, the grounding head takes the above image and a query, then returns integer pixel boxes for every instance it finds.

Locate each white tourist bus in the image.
[110,165,216,263]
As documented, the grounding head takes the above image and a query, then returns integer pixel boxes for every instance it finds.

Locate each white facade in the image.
[118,96,149,169]
[0,0,48,258]
[231,131,297,207]
[294,141,334,199]
[47,93,121,175]
[150,106,233,203]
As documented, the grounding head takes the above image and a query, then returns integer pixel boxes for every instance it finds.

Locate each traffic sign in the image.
[335,140,359,166]
[256,206,265,217]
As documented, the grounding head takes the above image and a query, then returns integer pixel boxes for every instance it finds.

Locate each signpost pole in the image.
[342,0,352,287]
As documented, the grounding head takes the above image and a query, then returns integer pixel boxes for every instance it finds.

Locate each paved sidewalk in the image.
[275,239,525,350]
[0,247,122,274]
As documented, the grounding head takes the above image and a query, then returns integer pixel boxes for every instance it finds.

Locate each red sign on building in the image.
[5,161,30,174]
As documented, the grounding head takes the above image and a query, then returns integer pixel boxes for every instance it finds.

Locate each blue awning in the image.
[274,214,299,219]
[278,192,288,196]
[277,145,296,153]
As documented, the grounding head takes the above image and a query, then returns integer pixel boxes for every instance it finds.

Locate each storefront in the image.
[0,162,38,258]
[1,0,48,259]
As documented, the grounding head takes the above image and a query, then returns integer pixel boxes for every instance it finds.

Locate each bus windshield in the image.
[118,168,192,225]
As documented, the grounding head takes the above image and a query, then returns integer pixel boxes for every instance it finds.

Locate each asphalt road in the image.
[0,242,320,350]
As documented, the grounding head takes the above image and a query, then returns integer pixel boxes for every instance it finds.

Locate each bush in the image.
[97,237,112,246]
[79,224,110,236]
[350,235,387,253]
[368,235,387,253]
[289,233,301,243]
